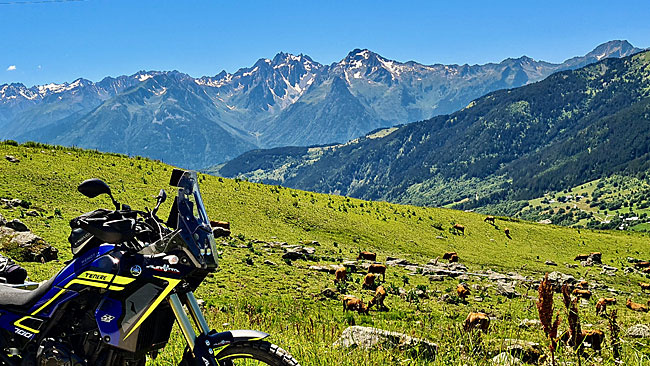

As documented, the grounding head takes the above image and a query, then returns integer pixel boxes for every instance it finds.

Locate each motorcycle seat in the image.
[0,277,56,310]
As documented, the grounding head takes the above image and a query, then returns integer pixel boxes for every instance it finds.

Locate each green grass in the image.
[3,141,650,365]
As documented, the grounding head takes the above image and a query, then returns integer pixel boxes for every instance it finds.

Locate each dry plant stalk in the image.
[608,309,621,359]
[537,273,561,366]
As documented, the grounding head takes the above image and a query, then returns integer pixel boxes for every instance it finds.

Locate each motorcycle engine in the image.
[37,341,85,366]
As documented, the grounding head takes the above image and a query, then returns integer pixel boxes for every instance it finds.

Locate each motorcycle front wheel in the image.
[181,341,300,366]
[217,341,299,366]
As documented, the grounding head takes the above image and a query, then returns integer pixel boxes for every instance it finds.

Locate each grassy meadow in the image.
[2,141,650,365]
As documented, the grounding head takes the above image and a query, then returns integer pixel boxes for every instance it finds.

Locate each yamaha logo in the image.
[130,265,142,277]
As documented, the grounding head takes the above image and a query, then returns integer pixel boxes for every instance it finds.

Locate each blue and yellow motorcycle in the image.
[0,170,300,366]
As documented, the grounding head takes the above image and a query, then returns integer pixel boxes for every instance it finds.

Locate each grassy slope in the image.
[2,142,650,365]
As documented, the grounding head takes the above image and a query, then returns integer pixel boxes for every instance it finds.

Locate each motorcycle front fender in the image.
[182,330,270,366]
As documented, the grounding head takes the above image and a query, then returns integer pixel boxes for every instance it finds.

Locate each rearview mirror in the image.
[78,178,112,198]
[158,189,167,204]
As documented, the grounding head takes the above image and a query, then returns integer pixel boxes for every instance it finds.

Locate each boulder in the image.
[518,319,541,329]
[263,260,277,266]
[6,219,29,232]
[25,210,39,217]
[498,339,542,364]
[547,271,577,290]
[308,265,337,273]
[282,245,316,260]
[491,352,521,366]
[334,326,437,359]
[4,155,19,163]
[626,324,650,338]
[1,198,30,209]
[545,260,557,266]
[496,281,520,298]
[0,227,58,262]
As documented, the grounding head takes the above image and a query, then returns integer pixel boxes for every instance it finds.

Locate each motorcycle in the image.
[0,169,300,366]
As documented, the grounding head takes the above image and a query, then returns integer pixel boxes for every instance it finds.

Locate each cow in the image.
[639,282,650,292]
[577,280,589,289]
[334,267,347,283]
[574,254,590,261]
[635,261,650,268]
[368,264,386,281]
[368,285,388,311]
[456,283,470,300]
[210,220,231,237]
[442,252,457,260]
[581,329,606,351]
[362,273,376,289]
[449,254,459,263]
[572,288,592,300]
[595,298,607,316]
[357,251,377,261]
[463,312,490,333]
[626,298,649,312]
[484,216,496,225]
[453,224,465,235]
[643,268,650,274]
[342,295,368,314]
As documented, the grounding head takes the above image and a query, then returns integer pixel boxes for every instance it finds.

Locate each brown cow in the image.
[442,252,457,260]
[342,295,368,314]
[559,329,605,351]
[463,312,490,333]
[603,297,616,305]
[595,297,616,316]
[456,284,471,300]
[577,280,589,289]
[368,285,388,311]
[626,298,649,312]
[368,264,386,281]
[574,254,590,261]
[595,298,607,316]
[453,224,465,235]
[210,220,231,237]
[643,268,650,274]
[334,267,347,283]
[484,216,495,224]
[639,282,650,292]
[357,251,377,261]
[572,288,592,300]
[449,254,459,263]
[635,261,650,268]
[362,273,376,289]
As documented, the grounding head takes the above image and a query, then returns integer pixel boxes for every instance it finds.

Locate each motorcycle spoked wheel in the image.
[181,341,300,366]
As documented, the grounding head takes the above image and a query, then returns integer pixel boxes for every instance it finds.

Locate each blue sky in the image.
[1,0,649,86]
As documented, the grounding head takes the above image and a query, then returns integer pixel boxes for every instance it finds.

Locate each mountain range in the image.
[0,40,643,168]
[215,50,650,214]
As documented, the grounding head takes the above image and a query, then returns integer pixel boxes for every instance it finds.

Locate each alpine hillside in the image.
[0,40,643,169]
[215,50,650,219]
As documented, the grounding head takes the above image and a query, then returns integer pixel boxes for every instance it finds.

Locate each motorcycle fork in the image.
[168,291,210,352]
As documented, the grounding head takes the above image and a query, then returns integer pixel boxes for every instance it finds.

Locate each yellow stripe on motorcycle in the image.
[123,276,181,340]
[14,316,42,334]
[218,354,254,360]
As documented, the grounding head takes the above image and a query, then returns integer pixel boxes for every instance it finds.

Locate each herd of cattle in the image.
[331,216,650,353]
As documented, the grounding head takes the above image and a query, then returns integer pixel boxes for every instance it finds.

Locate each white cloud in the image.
[6,65,16,71]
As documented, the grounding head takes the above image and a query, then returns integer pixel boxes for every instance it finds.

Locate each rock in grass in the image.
[491,352,520,365]
[334,326,437,359]
[491,352,521,365]
[626,324,650,338]
[263,260,277,266]
[545,260,557,266]
[0,226,58,262]
[496,280,520,298]
[6,219,28,232]
[4,155,19,163]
